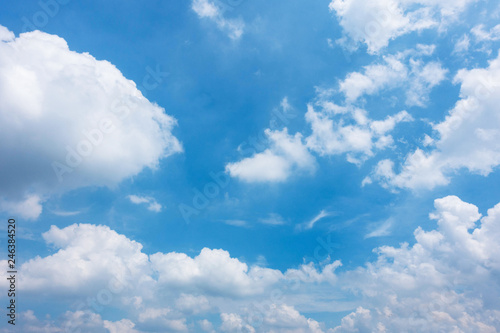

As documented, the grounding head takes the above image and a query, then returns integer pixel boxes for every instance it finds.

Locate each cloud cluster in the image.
[3,195,500,331]
[0,26,182,219]
[225,101,412,183]
[225,46,451,184]
[332,195,500,331]
[368,50,500,190]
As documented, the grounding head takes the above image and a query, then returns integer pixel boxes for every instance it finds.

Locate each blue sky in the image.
[1,0,500,332]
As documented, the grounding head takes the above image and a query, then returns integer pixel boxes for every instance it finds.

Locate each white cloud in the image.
[453,34,470,54]
[368,50,500,190]
[471,24,500,41]
[2,223,283,302]
[16,224,153,295]
[259,213,286,226]
[364,218,393,238]
[104,318,142,333]
[330,0,475,53]
[305,104,412,164]
[285,261,341,284]
[51,209,81,216]
[4,196,500,331]
[0,194,43,220]
[340,55,408,102]
[220,304,326,333]
[220,313,256,333]
[3,310,142,333]
[192,0,244,39]
[296,209,332,231]
[226,128,316,182]
[175,293,211,314]
[137,307,188,332]
[339,49,447,106]
[0,25,14,42]
[332,196,500,331]
[128,195,162,212]
[199,319,216,332]
[0,26,181,219]
[150,247,283,297]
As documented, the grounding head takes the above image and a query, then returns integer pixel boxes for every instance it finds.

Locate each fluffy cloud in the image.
[226,128,316,182]
[368,50,500,190]
[0,26,182,219]
[0,194,43,220]
[330,0,475,53]
[306,104,412,164]
[150,247,283,297]
[128,195,162,212]
[192,0,244,39]
[220,304,325,333]
[18,224,153,295]
[332,196,500,331]
[339,46,447,106]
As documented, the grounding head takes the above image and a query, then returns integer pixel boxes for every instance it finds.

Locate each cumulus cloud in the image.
[330,0,475,53]
[150,247,283,297]
[128,195,162,212]
[332,195,500,331]
[4,196,500,331]
[17,224,153,295]
[368,50,500,190]
[0,25,182,219]
[226,128,316,182]
[192,0,244,39]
